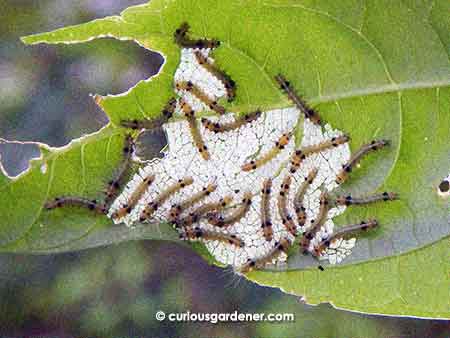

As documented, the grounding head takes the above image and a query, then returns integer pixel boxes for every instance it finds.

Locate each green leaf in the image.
[1,0,449,317]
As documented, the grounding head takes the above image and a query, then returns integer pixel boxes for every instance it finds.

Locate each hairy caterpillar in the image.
[111,174,156,219]
[45,197,106,214]
[294,168,318,227]
[176,81,226,115]
[180,227,245,248]
[335,192,398,206]
[120,98,177,130]
[278,175,297,236]
[201,110,261,133]
[289,135,349,173]
[178,196,233,227]
[139,177,194,221]
[242,132,292,171]
[180,100,210,160]
[194,51,236,101]
[207,192,252,227]
[261,179,274,241]
[336,140,390,184]
[174,22,221,49]
[275,74,321,125]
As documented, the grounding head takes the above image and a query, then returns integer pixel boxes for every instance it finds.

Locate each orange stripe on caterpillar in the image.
[174,22,220,49]
[277,175,297,236]
[238,237,292,273]
[208,192,252,227]
[312,219,378,257]
[45,197,106,214]
[139,177,194,221]
[179,196,233,227]
[289,135,349,173]
[335,192,398,206]
[275,74,321,125]
[336,139,390,185]
[120,98,176,130]
[180,100,210,160]
[242,132,292,171]
[293,168,318,227]
[176,81,226,115]
[261,179,274,241]
[180,227,244,248]
[111,174,156,219]
[201,110,261,133]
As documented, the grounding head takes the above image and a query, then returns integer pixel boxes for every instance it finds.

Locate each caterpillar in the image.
[45,197,106,214]
[179,196,233,227]
[336,139,390,185]
[120,98,177,130]
[274,74,321,125]
[176,81,226,115]
[335,192,398,206]
[208,191,252,227]
[277,175,297,236]
[180,227,245,248]
[194,51,236,102]
[174,22,220,49]
[201,110,262,133]
[289,135,349,173]
[299,191,330,252]
[293,168,318,227]
[139,177,194,222]
[168,183,217,224]
[111,174,156,219]
[238,237,292,273]
[180,100,210,160]
[242,132,292,171]
[313,219,378,257]
[261,179,274,241]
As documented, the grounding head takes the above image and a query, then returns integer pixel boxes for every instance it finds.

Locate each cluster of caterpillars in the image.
[45,23,399,273]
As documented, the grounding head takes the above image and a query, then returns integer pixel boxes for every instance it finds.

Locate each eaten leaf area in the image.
[0,0,448,317]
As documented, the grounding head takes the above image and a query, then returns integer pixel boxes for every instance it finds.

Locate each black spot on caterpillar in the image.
[438,179,449,193]
[294,168,318,227]
[111,174,156,219]
[289,135,349,173]
[179,196,233,227]
[261,179,274,241]
[139,177,194,221]
[120,98,177,130]
[242,132,292,171]
[312,219,378,257]
[45,197,106,214]
[180,100,210,160]
[174,22,220,49]
[275,74,321,125]
[336,139,390,185]
[238,237,292,273]
[180,227,245,248]
[208,191,252,227]
[278,175,297,236]
[176,81,226,115]
[335,192,398,206]
[194,51,236,102]
[201,110,262,133]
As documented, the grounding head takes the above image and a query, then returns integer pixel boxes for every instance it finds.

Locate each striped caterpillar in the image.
[294,168,318,227]
[275,74,321,125]
[313,219,378,257]
[174,22,221,49]
[178,196,233,227]
[336,139,390,184]
[335,192,398,206]
[261,179,274,241]
[207,192,252,227]
[238,238,292,273]
[120,98,177,130]
[180,227,245,248]
[299,191,330,252]
[201,110,261,133]
[139,177,194,222]
[289,135,349,173]
[45,197,106,214]
[176,81,226,115]
[111,174,155,219]
[180,100,210,160]
[194,51,236,102]
[242,132,292,171]
[277,175,297,236]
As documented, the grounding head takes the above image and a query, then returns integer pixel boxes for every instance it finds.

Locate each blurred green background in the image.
[0,1,449,337]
